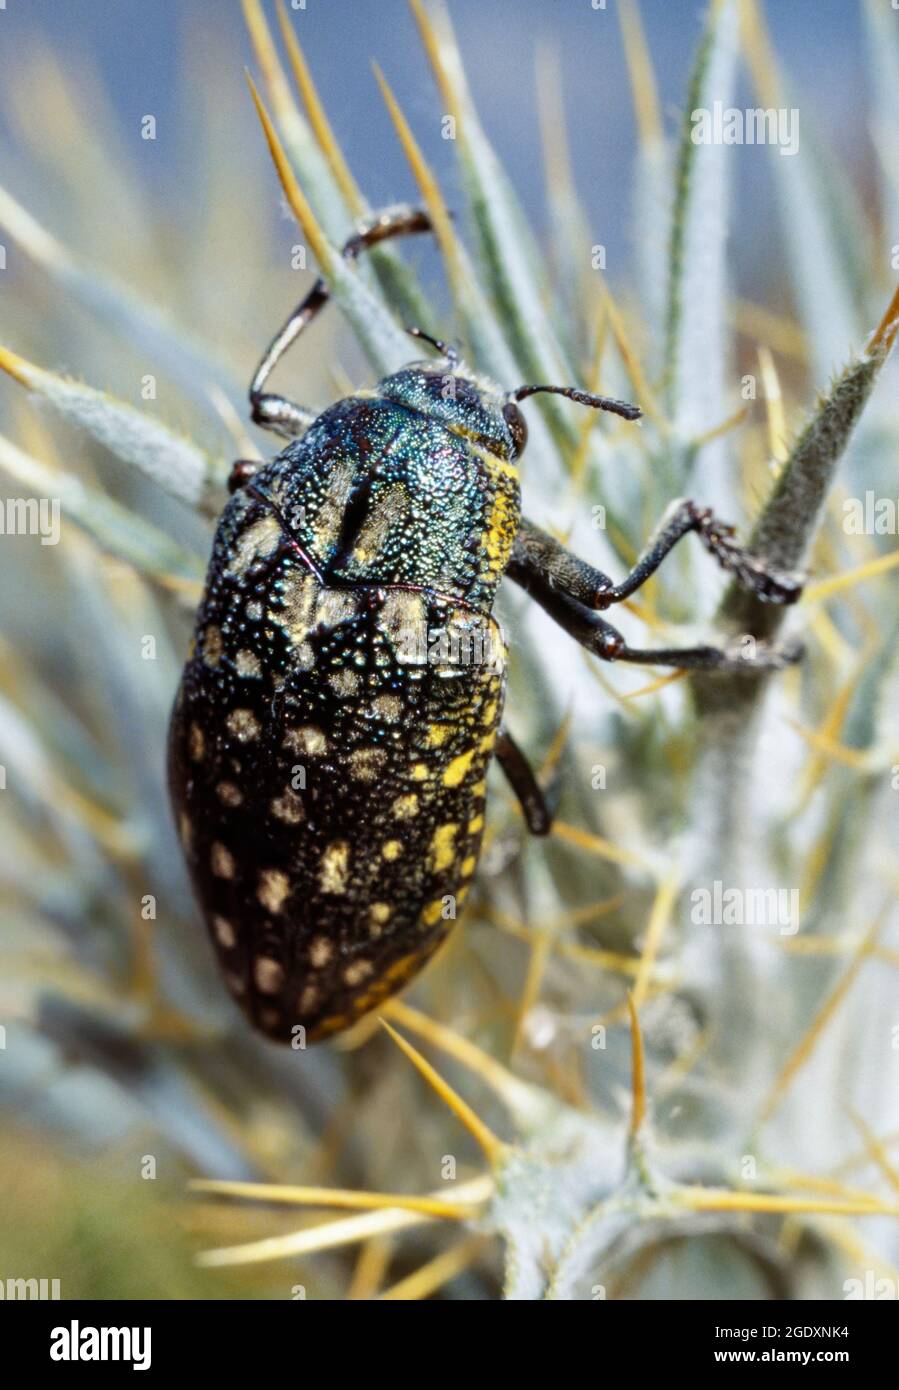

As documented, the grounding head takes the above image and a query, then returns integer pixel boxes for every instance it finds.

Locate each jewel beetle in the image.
[168,205,803,1043]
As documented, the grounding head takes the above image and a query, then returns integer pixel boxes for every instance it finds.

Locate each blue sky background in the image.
[0,0,871,301]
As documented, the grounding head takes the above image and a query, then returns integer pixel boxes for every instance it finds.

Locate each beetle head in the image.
[378,327,641,463]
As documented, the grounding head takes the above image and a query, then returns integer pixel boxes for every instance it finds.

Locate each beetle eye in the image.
[502,402,528,459]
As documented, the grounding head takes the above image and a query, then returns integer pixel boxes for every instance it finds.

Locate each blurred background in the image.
[0,0,897,1300]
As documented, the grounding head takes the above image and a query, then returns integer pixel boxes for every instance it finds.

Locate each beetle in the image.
[168,205,802,1044]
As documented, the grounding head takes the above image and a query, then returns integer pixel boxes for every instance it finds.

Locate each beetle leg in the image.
[495,728,552,835]
[249,204,433,440]
[507,546,803,673]
[598,500,802,607]
[511,507,802,610]
[508,518,615,606]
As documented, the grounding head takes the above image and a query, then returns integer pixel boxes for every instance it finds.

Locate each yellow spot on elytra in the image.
[442,748,476,787]
[227,708,261,742]
[297,984,319,1013]
[381,840,403,861]
[344,959,374,987]
[236,648,262,678]
[319,840,350,894]
[460,855,477,877]
[482,699,498,725]
[380,590,428,663]
[271,789,304,823]
[285,725,327,756]
[371,694,402,723]
[411,763,430,781]
[468,814,484,835]
[188,722,205,761]
[226,513,282,579]
[213,914,235,948]
[349,746,386,781]
[429,823,458,872]
[330,667,361,698]
[472,780,486,797]
[211,842,235,879]
[202,625,223,668]
[369,903,391,935]
[309,936,333,968]
[258,868,290,914]
[276,570,317,650]
[391,793,419,820]
[314,587,358,628]
[458,885,470,904]
[254,956,284,995]
[216,781,243,807]
[479,729,497,754]
[426,724,451,748]
[480,471,519,576]
[422,899,444,927]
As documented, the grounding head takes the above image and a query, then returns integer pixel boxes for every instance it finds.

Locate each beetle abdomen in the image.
[169,530,505,1042]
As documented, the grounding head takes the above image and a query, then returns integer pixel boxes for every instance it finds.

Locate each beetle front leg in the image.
[506,523,802,673]
[250,204,433,440]
[600,500,802,607]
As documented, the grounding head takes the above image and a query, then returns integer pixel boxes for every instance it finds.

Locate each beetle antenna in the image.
[406,325,460,366]
[512,384,641,422]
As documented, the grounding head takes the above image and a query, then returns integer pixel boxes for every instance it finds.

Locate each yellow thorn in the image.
[535,44,580,207]
[689,403,750,451]
[383,998,530,1109]
[739,0,784,113]
[513,928,554,1053]
[622,668,688,701]
[757,344,788,467]
[551,818,648,869]
[759,910,888,1124]
[678,1188,899,1218]
[408,0,458,117]
[189,1177,481,1221]
[600,283,667,430]
[787,718,874,772]
[866,282,899,359]
[347,1237,394,1300]
[847,1111,899,1196]
[632,869,680,1008]
[626,993,647,1136]
[276,0,365,216]
[618,0,663,147]
[197,1174,494,1269]
[487,903,644,979]
[539,705,573,781]
[732,297,808,363]
[379,1234,487,1300]
[241,0,295,120]
[768,1164,887,1204]
[802,549,899,605]
[245,71,332,271]
[0,342,37,389]
[372,62,462,287]
[379,1018,507,1164]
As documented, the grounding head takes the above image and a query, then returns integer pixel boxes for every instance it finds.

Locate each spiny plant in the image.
[1,0,898,1300]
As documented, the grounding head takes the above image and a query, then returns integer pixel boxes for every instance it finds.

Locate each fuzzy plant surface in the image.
[1,0,898,1301]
